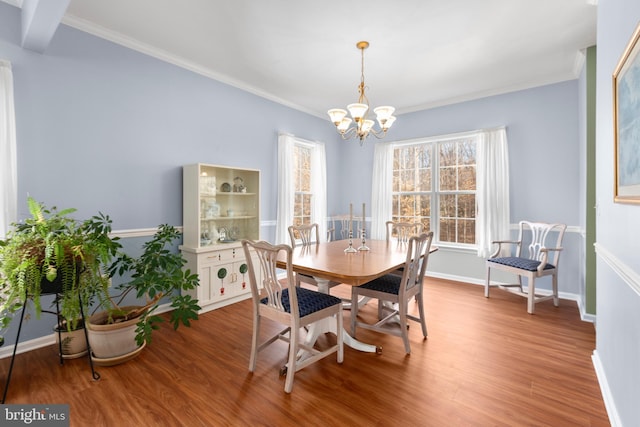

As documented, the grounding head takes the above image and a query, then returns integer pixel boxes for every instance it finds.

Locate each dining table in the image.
[276,238,437,354]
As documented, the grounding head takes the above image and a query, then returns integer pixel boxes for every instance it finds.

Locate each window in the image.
[292,144,312,227]
[392,135,477,247]
[275,134,327,245]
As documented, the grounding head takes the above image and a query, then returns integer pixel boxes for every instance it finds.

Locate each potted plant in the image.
[87,224,200,364]
[53,317,88,359]
[0,197,121,345]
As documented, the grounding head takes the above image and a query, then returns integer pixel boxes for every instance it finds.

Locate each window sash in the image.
[392,135,478,247]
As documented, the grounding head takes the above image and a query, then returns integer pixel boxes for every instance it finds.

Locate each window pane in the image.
[439,167,456,191]
[392,169,401,192]
[417,167,431,192]
[400,194,416,217]
[459,166,476,191]
[293,144,313,227]
[418,194,431,218]
[439,142,456,167]
[400,170,414,191]
[458,219,475,244]
[439,194,456,218]
[459,140,476,165]
[458,194,475,218]
[439,218,455,242]
[302,194,311,216]
[296,146,311,192]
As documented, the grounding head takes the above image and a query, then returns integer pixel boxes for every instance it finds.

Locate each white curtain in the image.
[371,142,393,240]
[275,134,294,245]
[0,60,17,239]
[475,127,510,257]
[275,133,327,245]
[310,142,328,241]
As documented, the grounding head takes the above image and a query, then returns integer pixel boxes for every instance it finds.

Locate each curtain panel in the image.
[371,142,393,240]
[475,127,510,257]
[0,60,17,239]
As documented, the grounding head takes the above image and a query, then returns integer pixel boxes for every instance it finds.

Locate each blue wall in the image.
[594,0,640,425]
[1,1,585,350]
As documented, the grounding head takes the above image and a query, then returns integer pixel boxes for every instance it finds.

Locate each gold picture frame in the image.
[613,22,640,204]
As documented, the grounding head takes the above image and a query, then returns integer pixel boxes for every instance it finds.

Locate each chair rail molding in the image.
[594,242,640,297]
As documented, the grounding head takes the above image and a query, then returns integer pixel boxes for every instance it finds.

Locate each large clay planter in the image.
[87,306,146,366]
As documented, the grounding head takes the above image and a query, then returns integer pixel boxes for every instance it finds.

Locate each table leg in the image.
[305,279,380,354]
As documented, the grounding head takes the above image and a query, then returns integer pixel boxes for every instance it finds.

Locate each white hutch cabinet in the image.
[180,163,260,313]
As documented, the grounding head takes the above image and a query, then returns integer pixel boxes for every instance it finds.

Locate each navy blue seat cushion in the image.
[488,256,555,271]
[261,287,341,317]
[358,274,402,295]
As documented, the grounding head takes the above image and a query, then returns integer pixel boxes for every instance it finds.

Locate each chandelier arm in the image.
[340,127,358,140]
[368,128,388,139]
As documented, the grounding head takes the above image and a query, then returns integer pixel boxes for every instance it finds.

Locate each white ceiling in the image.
[10,0,598,118]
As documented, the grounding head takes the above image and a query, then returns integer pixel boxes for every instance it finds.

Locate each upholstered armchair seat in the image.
[488,256,555,272]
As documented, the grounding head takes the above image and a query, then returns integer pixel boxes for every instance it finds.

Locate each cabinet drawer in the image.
[199,247,240,265]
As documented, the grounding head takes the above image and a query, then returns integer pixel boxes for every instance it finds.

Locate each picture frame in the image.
[613,22,640,204]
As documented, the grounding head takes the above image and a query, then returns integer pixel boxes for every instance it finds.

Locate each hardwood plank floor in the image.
[0,278,610,426]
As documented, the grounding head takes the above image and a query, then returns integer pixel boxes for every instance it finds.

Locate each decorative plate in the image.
[220,182,231,192]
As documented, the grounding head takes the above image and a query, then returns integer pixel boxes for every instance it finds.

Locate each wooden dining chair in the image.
[241,239,344,393]
[350,232,434,354]
[485,221,566,314]
[386,220,423,243]
[386,220,424,285]
[288,223,341,294]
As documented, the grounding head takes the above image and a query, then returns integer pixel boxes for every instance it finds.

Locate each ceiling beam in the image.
[21,0,70,53]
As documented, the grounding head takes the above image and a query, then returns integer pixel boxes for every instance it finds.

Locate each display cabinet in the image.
[180,163,260,312]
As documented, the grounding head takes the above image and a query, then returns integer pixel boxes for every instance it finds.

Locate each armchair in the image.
[485,221,566,314]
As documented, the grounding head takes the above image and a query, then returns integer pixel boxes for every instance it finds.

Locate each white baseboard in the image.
[0,334,56,359]
[592,350,621,427]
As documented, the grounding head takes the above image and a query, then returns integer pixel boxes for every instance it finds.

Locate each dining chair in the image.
[385,220,424,287]
[350,232,434,354]
[288,223,341,294]
[326,217,336,242]
[241,239,344,393]
[386,220,423,244]
[485,221,566,314]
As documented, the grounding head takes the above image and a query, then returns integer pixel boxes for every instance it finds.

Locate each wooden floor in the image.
[1,278,610,426]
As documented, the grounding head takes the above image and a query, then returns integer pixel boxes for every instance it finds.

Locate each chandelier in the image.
[327,41,396,144]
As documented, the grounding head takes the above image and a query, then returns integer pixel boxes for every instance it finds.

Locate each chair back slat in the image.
[519,221,566,266]
[386,221,423,244]
[288,223,320,247]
